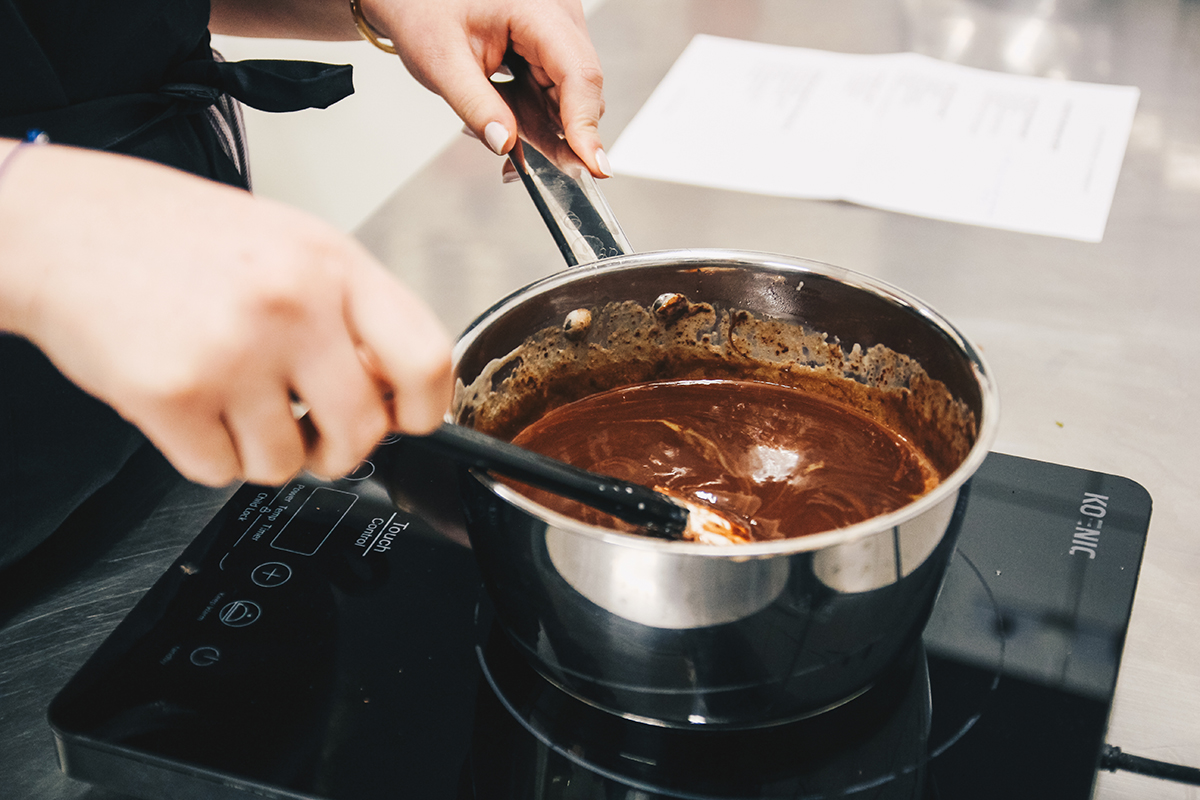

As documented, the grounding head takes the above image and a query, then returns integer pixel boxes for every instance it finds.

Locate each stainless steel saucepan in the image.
[445,62,999,729]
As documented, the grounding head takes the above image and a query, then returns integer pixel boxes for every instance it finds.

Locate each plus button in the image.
[251,561,293,588]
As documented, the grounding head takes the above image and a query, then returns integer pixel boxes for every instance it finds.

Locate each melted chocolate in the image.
[509,379,939,541]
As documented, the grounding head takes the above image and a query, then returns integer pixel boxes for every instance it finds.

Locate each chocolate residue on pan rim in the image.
[454,295,977,485]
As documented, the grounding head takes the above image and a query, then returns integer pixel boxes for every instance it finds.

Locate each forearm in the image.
[209,0,360,41]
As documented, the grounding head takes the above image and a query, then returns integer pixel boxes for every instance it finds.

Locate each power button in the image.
[190,646,221,667]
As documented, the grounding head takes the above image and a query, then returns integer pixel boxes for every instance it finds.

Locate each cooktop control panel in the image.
[49,440,484,800]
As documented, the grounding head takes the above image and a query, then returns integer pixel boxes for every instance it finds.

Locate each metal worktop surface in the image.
[358,1,1200,796]
[2,1,1197,798]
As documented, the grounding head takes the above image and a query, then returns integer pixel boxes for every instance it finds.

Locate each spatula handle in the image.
[406,423,687,538]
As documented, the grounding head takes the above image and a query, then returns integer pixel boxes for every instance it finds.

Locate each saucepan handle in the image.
[492,55,631,266]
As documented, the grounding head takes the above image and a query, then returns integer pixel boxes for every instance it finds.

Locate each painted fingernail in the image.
[484,121,509,155]
[594,147,613,178]
[501,160,520,184]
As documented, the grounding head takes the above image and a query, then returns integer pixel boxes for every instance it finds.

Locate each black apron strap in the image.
[0,56,353,152]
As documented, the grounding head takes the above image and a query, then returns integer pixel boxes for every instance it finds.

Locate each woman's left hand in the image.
[210,0,609,174]
[361,0,609,177]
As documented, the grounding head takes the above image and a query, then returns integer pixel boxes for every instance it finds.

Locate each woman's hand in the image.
[209,0,609,175]
[362,0,609,177]
[0,141,452,487]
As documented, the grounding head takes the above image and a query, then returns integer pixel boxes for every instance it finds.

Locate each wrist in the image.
[350,0,397,53]
[0,130,49,188]
[0,132,51,336]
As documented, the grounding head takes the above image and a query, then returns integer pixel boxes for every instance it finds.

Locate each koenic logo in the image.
[1069,492,1109,559]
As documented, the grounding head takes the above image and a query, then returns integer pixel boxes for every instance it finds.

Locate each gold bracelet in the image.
[350,0,397,54]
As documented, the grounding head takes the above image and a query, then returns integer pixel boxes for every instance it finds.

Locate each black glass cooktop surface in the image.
[47,450,1149,800]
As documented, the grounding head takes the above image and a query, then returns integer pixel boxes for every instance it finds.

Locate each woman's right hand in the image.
[0,139,453,487]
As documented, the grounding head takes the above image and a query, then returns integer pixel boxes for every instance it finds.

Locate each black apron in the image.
[0,0,355,572]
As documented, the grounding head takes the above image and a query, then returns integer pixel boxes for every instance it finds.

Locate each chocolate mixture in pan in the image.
[510,379,938,541]
[455,293,978,541]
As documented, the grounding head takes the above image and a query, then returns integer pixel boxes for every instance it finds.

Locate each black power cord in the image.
[1101,744,1200,785]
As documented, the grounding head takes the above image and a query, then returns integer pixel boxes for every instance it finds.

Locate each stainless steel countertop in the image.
[358,1,1200,797]
[1,1,1196,797]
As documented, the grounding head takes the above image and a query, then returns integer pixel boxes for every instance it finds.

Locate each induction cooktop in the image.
[46,448,1150,799]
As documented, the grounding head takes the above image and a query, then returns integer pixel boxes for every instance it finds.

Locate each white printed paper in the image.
[608,35,1140,242]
